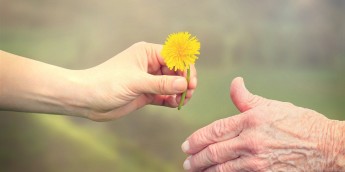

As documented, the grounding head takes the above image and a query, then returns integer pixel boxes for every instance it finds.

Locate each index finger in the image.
[144,42,198,86]
[142,42,166,74]
[182,114,246,155]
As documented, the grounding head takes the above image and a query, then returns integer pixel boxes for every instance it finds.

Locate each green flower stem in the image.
[178,67,190,110]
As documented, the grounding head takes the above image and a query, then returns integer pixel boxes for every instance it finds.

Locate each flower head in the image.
[161,32,200,71]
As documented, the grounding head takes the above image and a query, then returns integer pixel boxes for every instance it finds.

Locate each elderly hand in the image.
[181,77,344,172]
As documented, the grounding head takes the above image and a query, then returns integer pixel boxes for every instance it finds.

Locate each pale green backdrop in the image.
[1,0,344,171]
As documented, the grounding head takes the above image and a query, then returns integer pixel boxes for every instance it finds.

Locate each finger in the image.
[177,65,197,87]
[138,74,187,95]
[175,80,195,106]
[140,42,169,75]
[176,90,194,103]
[187,66,198,90]
[189,77,197,90]
[230,77,276,112]
[150,95,178,108]
[203,157,268,172]
[161,66,178,76]
[186,138,244,171]
[141,42,198,90]
[176,94,182,104]
[175,95,190,106]
[182,114,245,155]
[186,89,194,99]
[143,42,165,66]
[203,158,245,172]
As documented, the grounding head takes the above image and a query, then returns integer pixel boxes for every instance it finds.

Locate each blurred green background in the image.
[1,0,344,171]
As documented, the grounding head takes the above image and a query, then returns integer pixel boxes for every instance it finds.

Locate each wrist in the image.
[57,69,94,118]
[323,120,345,171]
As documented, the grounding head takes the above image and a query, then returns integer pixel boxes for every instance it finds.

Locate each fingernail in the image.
[181,141,190,153]
[183,159,191,170]
[173,78,187,92]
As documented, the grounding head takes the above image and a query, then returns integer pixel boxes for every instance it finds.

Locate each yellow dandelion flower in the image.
[161,32,200,71]
[161,32,201,110]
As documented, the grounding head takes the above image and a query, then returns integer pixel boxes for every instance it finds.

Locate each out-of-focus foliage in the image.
[0,0,344,171]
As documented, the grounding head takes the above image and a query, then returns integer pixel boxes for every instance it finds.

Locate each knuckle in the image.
[243,113,260,127]
[210,119,227,139]
[243,107,267,127]
[158,75,169,93]
[215,164,227,172]
[243,136,262,155]
[206,145,221,163]
[250,158,262,168]
[131,41,148,53]
[133,41,147,48]
[247,158,268,171]
[133,41,156,58]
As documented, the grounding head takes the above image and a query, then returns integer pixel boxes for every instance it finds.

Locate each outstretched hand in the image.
[181,77,344,172]
[0,42,196,121]
[79,42,197,121]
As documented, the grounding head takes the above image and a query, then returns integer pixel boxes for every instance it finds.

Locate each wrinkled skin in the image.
[182,77,344,172]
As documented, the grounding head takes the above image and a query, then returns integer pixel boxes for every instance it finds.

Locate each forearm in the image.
[0,50,89,117]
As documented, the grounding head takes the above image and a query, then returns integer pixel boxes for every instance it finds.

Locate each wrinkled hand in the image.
[77,42,197,121]
[182,77,343,172]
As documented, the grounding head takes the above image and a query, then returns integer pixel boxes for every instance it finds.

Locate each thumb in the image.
[230,77,274,112]
[139,74,187,95]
